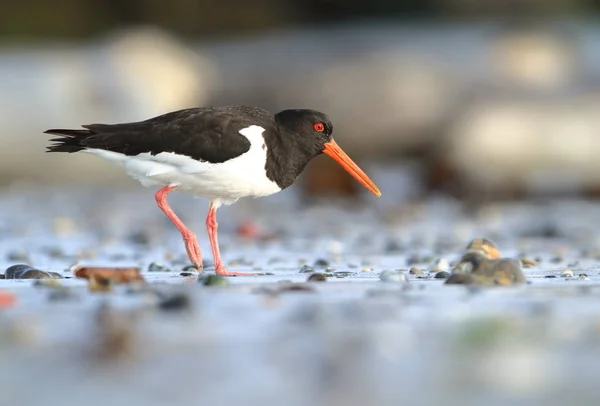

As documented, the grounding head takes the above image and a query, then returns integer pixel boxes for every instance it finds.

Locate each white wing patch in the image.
[84,124,281,203]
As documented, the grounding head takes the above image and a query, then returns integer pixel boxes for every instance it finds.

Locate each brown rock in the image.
[464,238,501,259]
[75,267,144,284]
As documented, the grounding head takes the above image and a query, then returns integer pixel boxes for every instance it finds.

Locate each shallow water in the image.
[1,187,600,406]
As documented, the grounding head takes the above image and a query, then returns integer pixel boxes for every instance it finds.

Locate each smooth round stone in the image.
[4,265,59,279]
[409,267,424,275]
[434,271,450,279]
[299,265,315,273]
[314,259,330,267]
[307,273,327,282]
[430,258,449,272]
[159,294,192,311]
[199,275,229,286]
[560,269,573,278]
[379,270,408,283]
[148,262,171,272]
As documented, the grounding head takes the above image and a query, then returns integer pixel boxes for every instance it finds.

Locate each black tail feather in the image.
[45,128,94,153]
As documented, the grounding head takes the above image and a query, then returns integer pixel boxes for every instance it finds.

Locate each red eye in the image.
[314,123,325,132]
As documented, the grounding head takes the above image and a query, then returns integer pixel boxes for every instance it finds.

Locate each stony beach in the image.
[1,183,600,406]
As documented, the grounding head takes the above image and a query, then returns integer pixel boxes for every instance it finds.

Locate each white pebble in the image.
[560,269,573,278]
[430,258,450,272]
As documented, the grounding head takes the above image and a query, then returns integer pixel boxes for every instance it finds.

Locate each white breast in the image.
[85,125,281,204]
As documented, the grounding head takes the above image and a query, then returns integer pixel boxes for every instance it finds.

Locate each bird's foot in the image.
[183,236,203,271]
[214,265,256,277]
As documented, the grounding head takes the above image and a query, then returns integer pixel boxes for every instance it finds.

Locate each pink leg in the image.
[155,186,203,270]
[206,202,254,277]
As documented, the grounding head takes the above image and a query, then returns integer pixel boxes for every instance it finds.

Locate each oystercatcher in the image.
[45,106,381,276]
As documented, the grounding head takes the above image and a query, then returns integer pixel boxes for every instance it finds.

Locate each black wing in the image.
[45,106,275,163]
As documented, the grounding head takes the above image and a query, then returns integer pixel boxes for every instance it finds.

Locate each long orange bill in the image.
[323,140,382,197]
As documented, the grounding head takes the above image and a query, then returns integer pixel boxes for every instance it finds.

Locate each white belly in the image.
[84,125,282,204]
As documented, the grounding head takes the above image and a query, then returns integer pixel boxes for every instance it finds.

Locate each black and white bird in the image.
[45,106,381,276]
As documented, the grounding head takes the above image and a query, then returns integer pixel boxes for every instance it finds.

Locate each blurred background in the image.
[2,0,600,202]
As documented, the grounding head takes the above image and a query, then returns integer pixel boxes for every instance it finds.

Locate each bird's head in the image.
[275,109,381,197]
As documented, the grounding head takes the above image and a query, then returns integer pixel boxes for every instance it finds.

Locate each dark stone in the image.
[299,265,315,273]
[182,264,200,272]
[4,265,57,279]
[180,272,195,277]
[148,262,171,272]
[199,275,229,286]
[434,271,450,279]
[307,273,327,282]
[314,259,329,267]
[158,294,191,311]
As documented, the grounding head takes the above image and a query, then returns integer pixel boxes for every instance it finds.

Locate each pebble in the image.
[314,259,330,267]
[4,265,63,279]
[6,251,31,262]
[307,273,327,282]
[446,258,526,286]
[464,238,501,259]
[148,262,171,272]
[179,272,195,277]
[361,268,372,273]
[430,258,450,272]
[545,275,557,279]
[409,267,424,275]
[560,269,573,278]
[299,265,315,273]
[578,273,591,281]
[520,258,539,268]
[182,264,200,273]
[434,271,450,279]
[158,293,192,311]
[199,275,229,286]
[379,270,408,283]
[48,287,79,302]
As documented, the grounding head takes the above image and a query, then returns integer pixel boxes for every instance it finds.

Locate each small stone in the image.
[550,256,563,264]
[128,231,152,246]
[4,265,55,279]
[473,258,526,286]
[6,251,31,262]
[409,267,424,275]
[307,273,327,282]
[182,264,200,272]
[379,270,408,283]
[430,258,450,272]
[299,265,315,273]
[314,259,330,267]
[384,239,402,253]
[560,269,573,278]
[578,273,591,281]
[520,258,539,268]
[464,238,501,259]
[158,294,191,311]
[434,271,450,279]
[199,275,229,286]
[361,268,372,273]
[180,272,195,277]
[334,271,354,278]
[148,262,171,272]
[545,275,557,279]
[47,288,79,302]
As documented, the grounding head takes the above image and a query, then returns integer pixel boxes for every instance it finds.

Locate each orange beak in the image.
[323,140,381,197]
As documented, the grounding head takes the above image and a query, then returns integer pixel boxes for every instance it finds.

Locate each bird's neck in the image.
[263,129,317,190]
